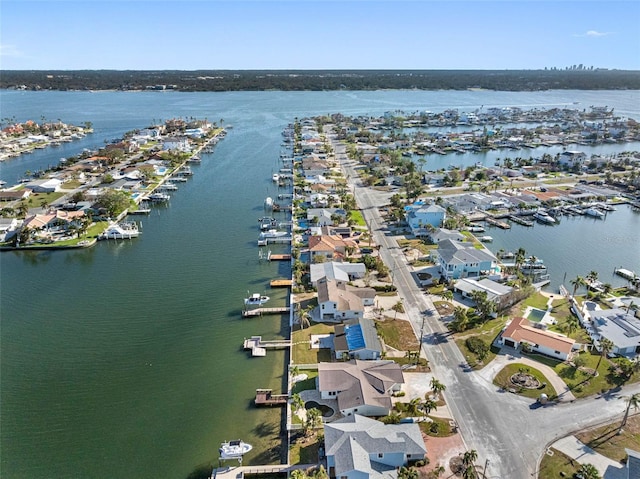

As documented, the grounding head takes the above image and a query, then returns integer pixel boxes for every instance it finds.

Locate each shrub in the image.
[466,336,489,360]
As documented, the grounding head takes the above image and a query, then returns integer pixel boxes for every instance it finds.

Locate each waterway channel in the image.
[1,89,639,479]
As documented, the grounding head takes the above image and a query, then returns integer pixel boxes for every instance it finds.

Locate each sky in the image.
[1,0,639,70]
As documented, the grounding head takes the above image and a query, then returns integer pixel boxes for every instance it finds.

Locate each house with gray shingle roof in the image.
[317,278,376,322]
[590,309,640,358]
[436,238,500,281]
[310,261,366,286]
[318,360,404,417]
[325,414,426,479]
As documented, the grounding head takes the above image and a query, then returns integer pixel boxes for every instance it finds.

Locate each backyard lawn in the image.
[291,322,334,364]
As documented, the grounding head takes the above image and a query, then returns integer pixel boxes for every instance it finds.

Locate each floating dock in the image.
[242,306,290,317]
[270,279,293,287]
[268,253,291,261]
[254,389,288,407]
[615,268,638,281]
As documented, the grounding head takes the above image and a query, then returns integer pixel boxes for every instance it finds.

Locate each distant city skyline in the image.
[2,1,639,71]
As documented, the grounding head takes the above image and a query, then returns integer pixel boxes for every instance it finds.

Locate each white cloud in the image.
[0,44,23,57]
[573,30,612,38]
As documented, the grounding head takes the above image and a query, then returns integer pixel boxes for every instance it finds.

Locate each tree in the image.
[586,270,599,287]
[430,377,446,397]
[619,393,640,433]
[422,398,438,415]
[407,397,422,416]
[578,463,601,479]
[440,289,454,302]
[291,393,304,413]
[451,306,469,332]
[462,465,477,479]
[595,337,614,373]
[96,190,132,218]
[462,449,478,468]
[570,275,586,298]
[303,408,322,435]
[16,201,29,219]
[398,466,418,479]
[564,316,580,337]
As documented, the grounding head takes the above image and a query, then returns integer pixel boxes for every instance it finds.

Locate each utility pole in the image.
[483,458,489,479]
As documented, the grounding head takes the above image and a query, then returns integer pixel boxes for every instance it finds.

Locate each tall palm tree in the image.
[430,377,446,397]
[570,275,586,298]
[462,449,478,467]
[565,316,580,337]
[407,397,422,416]
[619,393,640,433]
[595,337,614,373]
[291,393,304,413]
[586,270,599,286]
[515,248,527,270]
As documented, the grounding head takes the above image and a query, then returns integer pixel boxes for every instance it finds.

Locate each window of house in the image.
[555,351,560,355]
[378,453,384,458]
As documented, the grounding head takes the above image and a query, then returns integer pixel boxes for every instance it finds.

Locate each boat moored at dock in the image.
[219,440,252,460]
[244,293,270,306]
[98,222,140,240]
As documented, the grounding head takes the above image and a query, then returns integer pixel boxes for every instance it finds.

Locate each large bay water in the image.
[1,89,640,479]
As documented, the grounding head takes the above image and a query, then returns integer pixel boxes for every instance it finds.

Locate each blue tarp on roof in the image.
[345,324,366,350]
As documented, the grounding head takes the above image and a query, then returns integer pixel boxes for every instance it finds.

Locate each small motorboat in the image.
[219,439,252,459]
[245,293,270,306]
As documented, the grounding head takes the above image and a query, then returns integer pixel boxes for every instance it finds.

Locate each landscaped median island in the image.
[493,363,558,399]
[0,118,225,250]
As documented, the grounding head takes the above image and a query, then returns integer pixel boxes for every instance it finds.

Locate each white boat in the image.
[159,182,178,191]
[259,229,289,239]
[585,207,605,218]
[98,222,140,240]
[533,210,556,224]
[272,173,280,182]
[219,440,253,459]
[258,217,277,230]
[244,293,270,306]
[479,235,493,242]
[264,197,274,209]
[147,192,170,202]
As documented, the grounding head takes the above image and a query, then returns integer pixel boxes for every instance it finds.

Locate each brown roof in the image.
[503,317,575,354]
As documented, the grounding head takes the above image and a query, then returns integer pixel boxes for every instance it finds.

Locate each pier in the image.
[243,336,291,357]
[509,215,534,227]
[242,306,290,317]
[268,252,291,261]
[270,279,293,287]
[254,389,288,407]
[485,217,511,229]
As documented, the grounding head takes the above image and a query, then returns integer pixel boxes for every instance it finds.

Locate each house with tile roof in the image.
[317,360,404,417]
[324,414,427,479]
[317,278,376,322]
[499,317,576,361]
[334,317,382,360]
[309,234,358,263]
[436,238,500,281]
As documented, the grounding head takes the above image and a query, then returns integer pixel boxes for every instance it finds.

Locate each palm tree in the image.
[421,398,438,416]
[462,465,477,479]
[515,247,526,270]
[407,397,422,416]
[570,275,586,298]
[440,289,454,303]
[595,337,614,373]
[619,393,640,433]
[586,270,599,286]
[565,316,580,337]
[578,463,601,479]
[462,449,478,467]
[291,393,304,413]
[303,408,322,435]
[430,377,446,397]
[452,306,469,332]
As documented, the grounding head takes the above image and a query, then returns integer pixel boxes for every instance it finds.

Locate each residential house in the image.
[309,235,358,262]
[0,217,19,242]
[405,203,446,237]
[310,261,366,286]
[427,228,465,245]
[590,309,640,358]
[25,178,62,193]
[334,317,383,360]
[162,137,190,152]
[436,239,500,281]
[317,360,404,417]
[559,151,587,168]
[453,278,515,310]
[625,449,640,479]
[499,317,576,361]
[317,278,376,322]
[0,189,32,201]
[307,208,347,227]
[324,414,427,479]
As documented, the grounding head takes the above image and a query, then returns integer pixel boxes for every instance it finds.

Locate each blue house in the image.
[405,203,446,237]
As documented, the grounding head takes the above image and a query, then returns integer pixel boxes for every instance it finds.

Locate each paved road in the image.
[327,128,637,478]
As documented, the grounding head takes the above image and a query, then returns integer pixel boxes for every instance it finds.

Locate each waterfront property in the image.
[324,414,427,479]
[588,308,640,357]
[309,261,366,286]
[317,360,404,417]
[436,238,501,281]
[499,317,576,361]
[333,317,383,360]
[404,202,446,237]
[316,278,376,322]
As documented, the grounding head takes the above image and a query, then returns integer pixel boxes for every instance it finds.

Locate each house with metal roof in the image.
[334,317,382,360]
[590,309,640,358]
[310,261,366,286]
[324,414,427,479]
[453,278,515,310]
[436,238,500,281]
[626,449,640,479]
[317,360,404,417]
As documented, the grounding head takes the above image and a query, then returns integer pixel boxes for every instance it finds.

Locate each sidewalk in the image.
[551,436,626,479]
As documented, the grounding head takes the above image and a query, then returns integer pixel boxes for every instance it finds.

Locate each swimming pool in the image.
[527,308,546,323]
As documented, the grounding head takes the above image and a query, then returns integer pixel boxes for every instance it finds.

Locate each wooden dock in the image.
[485,217,511,229]
[270,279,293,287]
[243,336,291,356]
[268,253,291,261]
[254,389,288,406]
[242,306,290,317]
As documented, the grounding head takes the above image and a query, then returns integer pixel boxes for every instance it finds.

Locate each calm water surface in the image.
[1,89,639,479]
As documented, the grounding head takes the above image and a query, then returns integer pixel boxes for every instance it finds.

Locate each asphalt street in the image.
[327,129,638,478]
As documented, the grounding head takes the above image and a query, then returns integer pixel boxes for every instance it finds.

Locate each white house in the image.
[310,261,366,286]
[436,239,501,281]
[316,278,376,322]
[590,309,640,358]
[0,218,19,242]
[324,415,427,479]
[500,317,576,361]
[559,151,587,167]
[162,137,190,152]
[25,178,63,193]
[317,360,404,417]
[334,317,383,360]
